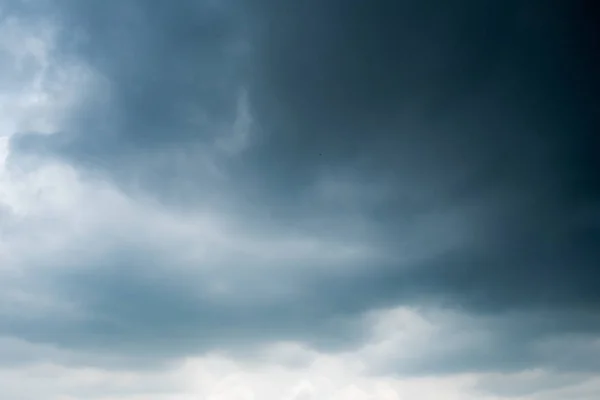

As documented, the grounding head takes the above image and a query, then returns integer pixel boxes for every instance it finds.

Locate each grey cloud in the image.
[4,0,599,377]
[379,310,600,376]
[11,0,250,206]
[1,246,373,366]
[474,372,590,398]
[3,239,599,375]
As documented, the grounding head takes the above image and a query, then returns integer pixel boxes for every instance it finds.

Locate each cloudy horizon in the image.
[0,0,598,399]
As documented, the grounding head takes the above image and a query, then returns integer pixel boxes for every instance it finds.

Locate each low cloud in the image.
[1,1,598,399]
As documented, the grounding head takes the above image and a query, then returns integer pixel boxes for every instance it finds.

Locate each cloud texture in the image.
[0,0,598,399]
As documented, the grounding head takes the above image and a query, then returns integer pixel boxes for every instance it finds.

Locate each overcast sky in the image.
[0,0,598,399]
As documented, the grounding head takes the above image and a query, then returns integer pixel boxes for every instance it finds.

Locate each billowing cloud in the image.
[0,0,598,399]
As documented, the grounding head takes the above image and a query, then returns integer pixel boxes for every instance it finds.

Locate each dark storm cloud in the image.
[247,0,598,313]
[6,0,599,374]
[243,0,598,230]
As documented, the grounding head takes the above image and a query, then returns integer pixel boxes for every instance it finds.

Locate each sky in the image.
[0,0,598,399]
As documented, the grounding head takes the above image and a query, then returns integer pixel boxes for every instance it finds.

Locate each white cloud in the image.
[0,345,486,400]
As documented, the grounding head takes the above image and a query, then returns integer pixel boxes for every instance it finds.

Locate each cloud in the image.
[0,1,598,399]
[11,0,599,314]
[2,310,600,400]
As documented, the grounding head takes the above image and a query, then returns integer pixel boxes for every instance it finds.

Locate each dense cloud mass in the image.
[1,0,599,399]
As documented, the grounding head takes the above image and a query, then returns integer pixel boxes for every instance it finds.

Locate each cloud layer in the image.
[1,0,598,399]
